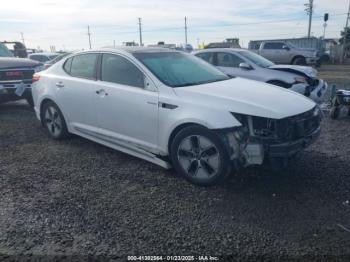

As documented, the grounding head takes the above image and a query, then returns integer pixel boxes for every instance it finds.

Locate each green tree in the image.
[340,27,350,58]
[339,27,350,44]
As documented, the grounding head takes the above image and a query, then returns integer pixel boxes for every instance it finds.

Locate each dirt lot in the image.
[1,65,350,261]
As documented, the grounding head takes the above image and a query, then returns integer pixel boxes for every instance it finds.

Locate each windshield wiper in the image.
[173,78,229,88]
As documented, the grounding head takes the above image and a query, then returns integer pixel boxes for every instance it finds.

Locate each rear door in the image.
[195,52,215,65]
[93,53,159,151]
[54,53,99,131]
[259,42,283,63]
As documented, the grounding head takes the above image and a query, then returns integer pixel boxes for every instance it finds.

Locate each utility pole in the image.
[138,18,143,46]
[346,0,350,28]
[87,25,92,49]
[342,0,350,62]
[20,32,25,45]
[113,40,116,48]
[184,17,188,45]
[305,0,313,38]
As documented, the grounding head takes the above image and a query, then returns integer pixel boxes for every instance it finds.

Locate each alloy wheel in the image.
[177,135,220,179]
[44,106,62,137]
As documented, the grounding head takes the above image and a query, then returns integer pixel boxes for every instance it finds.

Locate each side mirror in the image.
[282,45,290,51]
[239,62,252,70]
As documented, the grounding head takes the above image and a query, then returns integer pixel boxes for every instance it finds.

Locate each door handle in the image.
[56,82,64,88]
[95,89,108,96]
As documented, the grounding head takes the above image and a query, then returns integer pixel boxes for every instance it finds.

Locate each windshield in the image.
[48,54,59,60]
[133,51,229,87]
[49,53,71,64]
[0,43,14,57]
[238,50,274,68]
[286,42,296,48]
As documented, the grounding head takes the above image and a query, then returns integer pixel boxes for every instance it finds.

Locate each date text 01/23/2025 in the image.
[127,255,219,261]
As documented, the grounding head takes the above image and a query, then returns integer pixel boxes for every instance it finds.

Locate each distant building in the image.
[123,41,139,47]
[205,38,240,49]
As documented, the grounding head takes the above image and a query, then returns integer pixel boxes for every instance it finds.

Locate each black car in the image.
[0,43,43,106]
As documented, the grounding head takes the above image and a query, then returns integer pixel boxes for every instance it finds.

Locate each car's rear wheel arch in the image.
[291,56,306,65]
[40,99,55,124]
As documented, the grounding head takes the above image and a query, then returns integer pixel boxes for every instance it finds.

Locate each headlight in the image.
[294,76,307,84]
[34,65,45,72]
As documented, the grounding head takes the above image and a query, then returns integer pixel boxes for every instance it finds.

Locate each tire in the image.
[170,125,231,186]
[292,56,306,65]
[330,107,340,119]
[25,95,34,107]
[41,101,69,139]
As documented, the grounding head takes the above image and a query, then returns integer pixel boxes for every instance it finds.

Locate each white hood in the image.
[174,78,315,119]
[269,65,317,78]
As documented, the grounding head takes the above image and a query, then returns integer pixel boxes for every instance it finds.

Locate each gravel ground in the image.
[1,65,350,261]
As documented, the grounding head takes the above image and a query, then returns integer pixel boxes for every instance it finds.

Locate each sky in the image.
[0,0,349,51]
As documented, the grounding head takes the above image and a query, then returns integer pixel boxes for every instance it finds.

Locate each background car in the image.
[193,48,327,103]
[28,52,59,63]
[32,48,320,186]
[248,41,319,65]
[43,52,72,69]
[0,43,44,106]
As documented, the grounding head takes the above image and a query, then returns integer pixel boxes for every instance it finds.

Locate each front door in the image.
[94,53,159,151]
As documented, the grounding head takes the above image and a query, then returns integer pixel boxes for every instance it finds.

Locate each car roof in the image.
[29,52,59,57]
[74,47,180,56]
[193,48,248,54]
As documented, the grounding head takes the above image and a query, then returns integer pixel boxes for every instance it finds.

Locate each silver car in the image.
[193,48,327,103]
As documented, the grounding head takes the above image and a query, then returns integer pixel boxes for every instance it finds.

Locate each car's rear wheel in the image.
[292,56,306,65]
[41,101,69,139]
[330,106,340,119]
[25,95,34,107]
[170,126,231,186]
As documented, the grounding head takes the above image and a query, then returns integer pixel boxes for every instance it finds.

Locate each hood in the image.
[268,64,317,78]
[0,57,42,70]
[174,78,315,119]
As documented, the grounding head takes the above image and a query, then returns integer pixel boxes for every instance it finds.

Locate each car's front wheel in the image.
[41,101,69,139]
[170,126,231,186]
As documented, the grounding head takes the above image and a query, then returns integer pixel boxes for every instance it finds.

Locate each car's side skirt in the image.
[72,127,172,169]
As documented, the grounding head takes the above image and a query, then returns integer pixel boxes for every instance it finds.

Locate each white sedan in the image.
[32,48,321,186]
[193,48,327,103]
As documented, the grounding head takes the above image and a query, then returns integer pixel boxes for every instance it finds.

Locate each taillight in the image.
[32,74,40,83]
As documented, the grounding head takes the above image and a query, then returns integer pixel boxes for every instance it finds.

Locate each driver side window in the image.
[101,54,145,88]
[216,53,244,68]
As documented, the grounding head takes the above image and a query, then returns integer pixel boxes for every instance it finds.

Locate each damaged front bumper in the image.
[290,80,327,103]
[228,107,322,168]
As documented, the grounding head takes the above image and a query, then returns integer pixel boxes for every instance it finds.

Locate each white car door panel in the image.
[94,53,159,151]
[94,81,158,150]
[54,53,100,130]
[55,76,98,129]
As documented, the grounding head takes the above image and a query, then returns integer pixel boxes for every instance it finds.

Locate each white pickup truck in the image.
[250,41,319,66]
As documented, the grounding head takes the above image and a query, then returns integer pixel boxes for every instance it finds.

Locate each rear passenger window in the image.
[101,54,145,88]
[63,57,72,74]
[196,53,214,64]
[70,53,98,79]
[263,42,284,49]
